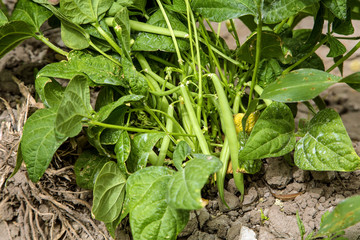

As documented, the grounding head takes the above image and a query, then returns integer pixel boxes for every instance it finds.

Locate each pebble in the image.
[227,222,242,240]
[206,215,230,238]
[264,158,292,189]
[197,208,210,228]
[227,178,239,194]
[243,187,258,205]
[309,188,324,200]
[218,190,240,212]
[293,168,310,183]
[239,226,257,240]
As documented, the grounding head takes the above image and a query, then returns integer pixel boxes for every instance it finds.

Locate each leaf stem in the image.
[327,40,360,73]
[92,22,122,56]
[155,0,183,66]
[88,121,194,137]
[88,41,121,66]
[283,36,328,75]
[36,34,68,57]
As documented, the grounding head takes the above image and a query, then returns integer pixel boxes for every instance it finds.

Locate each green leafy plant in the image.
[2,0,360,238]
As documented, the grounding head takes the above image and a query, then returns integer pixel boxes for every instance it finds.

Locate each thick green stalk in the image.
[156,0,183,66]
[37,35,68,57]
[92,22,123,56]
[180,85,210,155]
[208,74,244,198]
[327,40,360,72]
[157,105,174,165]
[283,36,328,75]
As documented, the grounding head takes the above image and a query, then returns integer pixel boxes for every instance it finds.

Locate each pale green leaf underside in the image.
[92,161,126,223]
[168,156,222,210]
[239,102,296,160]
[126,167,188,240]
[295,109,360,171]
[21,108,66,182]
[261,69,341,102]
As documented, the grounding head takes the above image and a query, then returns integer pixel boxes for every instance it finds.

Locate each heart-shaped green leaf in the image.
[295,109,360,171]
[21,108,67,182]
[168,154,222,210]
[126,166,189,240]
[261,69,341,102]
[239,102,296,160]
[127,133,165,172]
[92,161,126,223]
[172,141,191,171]
[11,0,52,32]
[37,51,125,86]
[55,75,92,138]
[74,150,109,189]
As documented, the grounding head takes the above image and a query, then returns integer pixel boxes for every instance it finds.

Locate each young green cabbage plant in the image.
[2,0,360,238]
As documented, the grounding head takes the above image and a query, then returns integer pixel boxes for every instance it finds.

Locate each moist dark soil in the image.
[1,2,360,239]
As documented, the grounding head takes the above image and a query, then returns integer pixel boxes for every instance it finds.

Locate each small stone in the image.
[239,226,257,240]
[197,208,210,228]
[265,158,292,189]
[227,178,239,194]
[283,202,298,215]
[243,187,258,205]
[0,203,14,221]
[178,212,198,237]
[258,226,276,240]
[311,171,336,182]
[293,168,310,183]
[319,196,326,203]
[333,194,346,205]
[228,211,239,217]
[249,210,261,225]
[188,231,216,240]
[309,188,324,200]
[218,190,240,212]
[206,215,231,238]
[227,222,242,240]
[317,204,325,211]
[307,199,316,208]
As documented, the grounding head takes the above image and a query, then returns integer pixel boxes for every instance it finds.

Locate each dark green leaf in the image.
[239,102,296,160]
[115,131,131,175]
[238,132,262,174]
[192,0,318,24]
[339,72,360,92]
[94,94,144,122]
[55,75,92,138]
[262,0,319,24]
[173,141,191,171]
[21,108,67,182]
[122,58,148,96]
[37,51,125,86]
[166,0,186,13]
[317,195,360,237]
[191,0,256,22]
[100,107,127,145]
[43,79,65,109]
[114,7,131,58]
[11,0,52,32]
[333,10,354,35]
[295,109,360,171]
[6,144,23,184]
[86,126,111,156]
[126,166,189,240]
[257,59,283,89]
[127,133,165,172]
[92,161,126,222]
[327,35,346,57]
[132,9,189,52]
[95,87,114,111]
[74,150,110,189]
[0,21,34,58]
[60,0,113,24]
[261,69,340,102]
[168,155,222,210]
[237,32,283,64]
[322,0,347,20]
[132,0,146,13]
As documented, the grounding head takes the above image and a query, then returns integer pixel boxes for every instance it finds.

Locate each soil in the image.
[1,2,360,239]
